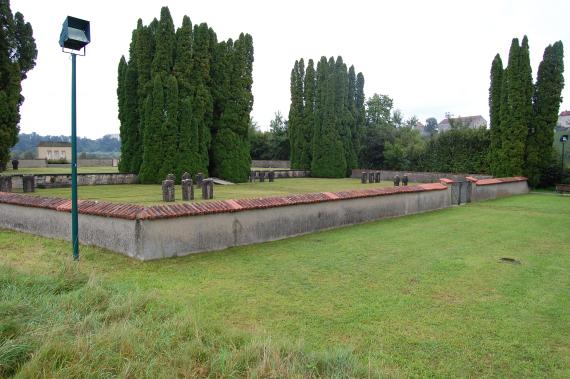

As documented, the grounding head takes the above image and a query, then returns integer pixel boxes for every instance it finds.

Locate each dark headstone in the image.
[201,179,214,200]
[0,176,12,192]
[375,172,381,183]
[162,179,175,202]
[402,175,409,186]
[268,171,275,182]
[361,172,367,184]
[393,175,400,186]
[11,159,19,170]
[368,172,375,183]
[181,172,191,181]
[196,173,204,186]
[182,178,194,201]
[22,175,35,193]
[259,171,266,183]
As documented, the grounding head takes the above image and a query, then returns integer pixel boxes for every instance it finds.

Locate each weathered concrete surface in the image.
[8,173,138,189]
[471,180,529,202]
[0,203,138,257]
[251,160,290,168]
[351,169,492,183]
[137,188,451,260]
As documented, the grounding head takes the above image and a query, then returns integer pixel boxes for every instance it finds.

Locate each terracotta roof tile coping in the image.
[0,183,448,221]
[440,178,454,184]
[475,176,527,186]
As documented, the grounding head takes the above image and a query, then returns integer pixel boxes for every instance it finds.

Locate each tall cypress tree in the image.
[526,41,565,185]
[500,37,531,176]
[288,60,304,169]
[334,57,356,176]
[489,54,504,176]
[190,23,214,175]
[300,59,315,169]
[158,75,179,179]
[347,65,359,168]
[124,61,141,173]
[117,56,128,172]
[211,33,253,182]
[311,57,346,177]
[355,72,365,165]
[139,76,164,182]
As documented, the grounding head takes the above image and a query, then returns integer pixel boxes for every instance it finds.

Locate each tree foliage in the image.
[288,56,363,177]
[489,36,565,186]
[0,0,36,171]
[118,7,253,183]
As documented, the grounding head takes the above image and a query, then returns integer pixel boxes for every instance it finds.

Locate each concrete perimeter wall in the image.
[0,177,528,261]
[251,160,290,168]
[351,169,492,183]
[470,177,529,202]
[15,159,116,168]
[9,173,138,189]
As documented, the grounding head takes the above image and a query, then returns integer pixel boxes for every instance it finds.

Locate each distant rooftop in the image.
[559,110,570,117]
[37,141,71,148]
[439,115,486,125]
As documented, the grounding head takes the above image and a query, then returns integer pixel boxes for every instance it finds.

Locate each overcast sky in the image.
[11,0,570,138]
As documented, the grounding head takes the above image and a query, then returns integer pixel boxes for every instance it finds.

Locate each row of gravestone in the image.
[0,175,35,193]
[162,172,213,202]
[249,171,276,183]
[361,171,409,186]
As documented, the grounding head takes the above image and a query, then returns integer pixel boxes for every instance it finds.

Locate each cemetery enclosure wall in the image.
[0,177,527,261]
[351,169,492,183]
[470,177,529,202]
[251,160,291,169]
[9,173,138,189]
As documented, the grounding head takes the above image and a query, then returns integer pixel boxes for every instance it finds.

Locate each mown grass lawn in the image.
[1,194,569,377]
[31,178,397,205]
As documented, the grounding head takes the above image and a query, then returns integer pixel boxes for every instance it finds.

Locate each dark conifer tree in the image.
[488,54,504,176]
[139,76,164,182]
[526,41,565,185]
[300,59,315,169]
[0,1,36,171]
[158,75,179,179]
[500,38,531,176]
[311,57,347,177]
[355,72,365,164]
[117,56,129,172]
[288,60,304,169]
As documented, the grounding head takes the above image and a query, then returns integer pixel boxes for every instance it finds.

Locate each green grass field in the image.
[1,194,569,377]
[31,178,397,205]
[1,166,119,175]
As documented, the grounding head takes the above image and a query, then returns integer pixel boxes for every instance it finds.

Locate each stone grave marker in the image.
[182,178,194,201]
[393,175,400,186]
[22,175,35,193]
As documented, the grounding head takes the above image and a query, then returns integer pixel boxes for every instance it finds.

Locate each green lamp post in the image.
[59,16,90,260]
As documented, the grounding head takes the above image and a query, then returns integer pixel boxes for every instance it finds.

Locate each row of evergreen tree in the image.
[488,36,564,186]
[117,7,253,183]
[288,57,365,177]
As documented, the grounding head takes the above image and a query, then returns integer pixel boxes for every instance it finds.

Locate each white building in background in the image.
[36,141,71,161]
[557,110,570,130]
[437,115,487,133]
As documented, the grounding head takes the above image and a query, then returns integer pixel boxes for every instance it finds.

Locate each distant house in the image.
[557,110,570,130]
[413,121,430,137]
[37,141,71,161]
[438,115,487,133]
